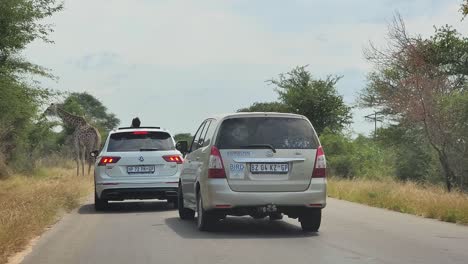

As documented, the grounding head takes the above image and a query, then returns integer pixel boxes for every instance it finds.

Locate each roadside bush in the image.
[376,125,442,184]
[320,129,395,180]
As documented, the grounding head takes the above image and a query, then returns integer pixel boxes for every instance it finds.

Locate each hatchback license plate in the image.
[127,165,155,174]
[250,163,289,174]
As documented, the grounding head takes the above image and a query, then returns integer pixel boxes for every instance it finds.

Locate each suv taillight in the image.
[208,146,226,178]
[98,156,121,166]
[312,146,326,178]
[163,155,183,164]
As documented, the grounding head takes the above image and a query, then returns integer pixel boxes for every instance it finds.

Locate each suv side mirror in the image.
[90,150,99,158]
[176,141,188,155]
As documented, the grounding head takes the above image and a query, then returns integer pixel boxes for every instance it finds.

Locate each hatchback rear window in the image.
[107,131,175,152]
[216,117,319,149]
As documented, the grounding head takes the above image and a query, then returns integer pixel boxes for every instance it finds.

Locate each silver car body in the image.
[180,112,327,212]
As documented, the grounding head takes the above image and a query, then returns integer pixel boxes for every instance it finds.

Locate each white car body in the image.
[94,127,182,210]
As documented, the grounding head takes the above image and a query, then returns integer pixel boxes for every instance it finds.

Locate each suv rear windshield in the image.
[216,117,319,149]
[107,131,175,152]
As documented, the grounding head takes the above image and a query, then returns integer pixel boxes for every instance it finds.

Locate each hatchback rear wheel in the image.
[178,184,195,220]
[299,209,321,232]
[196,193,216,231]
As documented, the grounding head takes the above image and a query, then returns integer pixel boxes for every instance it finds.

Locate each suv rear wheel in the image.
[168,198,178,209]
[178,184,195,220]
[94,192,108,211]
[196,193,216,231]
[299,209,321,232]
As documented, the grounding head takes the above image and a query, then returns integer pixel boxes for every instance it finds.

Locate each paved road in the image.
[21,198,468,264]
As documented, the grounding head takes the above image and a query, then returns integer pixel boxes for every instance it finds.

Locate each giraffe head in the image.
[44,103,62,116]
[44,103,59,116]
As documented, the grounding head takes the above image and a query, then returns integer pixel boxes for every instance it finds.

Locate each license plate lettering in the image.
[250,163,289,174]
[127,165,155,174]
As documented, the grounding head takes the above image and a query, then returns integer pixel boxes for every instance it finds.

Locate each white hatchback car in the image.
[175,113,327,232]
[93,127,183,210]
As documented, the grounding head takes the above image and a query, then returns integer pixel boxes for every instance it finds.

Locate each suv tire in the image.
[168,198,178,209]
[178,184,195,220]
[299,209,321,232]
[94,192,108,211]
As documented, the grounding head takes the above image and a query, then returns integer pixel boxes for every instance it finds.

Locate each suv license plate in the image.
[250,163,289,174]
[127,165,155,174]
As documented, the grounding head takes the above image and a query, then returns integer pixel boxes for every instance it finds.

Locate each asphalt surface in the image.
[21,198,468,264]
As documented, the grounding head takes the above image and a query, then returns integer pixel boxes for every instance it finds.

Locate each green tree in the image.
[319,129,395,180]
[174,133,192,143]
[63,92,120,131]
[58,92,120,145]
[361,16,468,191]
[0,76,55,174]
[237,102,290,113]
[0,0,62,174]
[0,0,63,78]
[462,0,468,17]
[376,125,440,183]
[270,66,352,134]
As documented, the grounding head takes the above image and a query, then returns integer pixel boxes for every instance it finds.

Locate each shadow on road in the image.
[78,201,176,214]
[165,217,318,239]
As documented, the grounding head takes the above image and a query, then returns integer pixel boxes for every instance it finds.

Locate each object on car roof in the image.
[131,117,141,128]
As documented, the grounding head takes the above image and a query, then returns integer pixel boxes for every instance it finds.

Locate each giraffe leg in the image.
[74,140,80,176]
[75,156,80,177]
[88,160,92,175]
[81,146,86,176]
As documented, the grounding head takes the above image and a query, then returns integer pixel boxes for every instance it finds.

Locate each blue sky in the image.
[24,0,468,136]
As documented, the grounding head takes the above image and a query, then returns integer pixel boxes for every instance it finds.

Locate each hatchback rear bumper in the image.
[202,178,327,210]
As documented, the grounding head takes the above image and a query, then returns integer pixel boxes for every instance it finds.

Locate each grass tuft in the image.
[328,178,468,225]
[0,168,92,264]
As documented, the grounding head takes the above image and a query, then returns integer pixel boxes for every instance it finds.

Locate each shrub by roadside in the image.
[328,178,468,224]
[0,168,92,264]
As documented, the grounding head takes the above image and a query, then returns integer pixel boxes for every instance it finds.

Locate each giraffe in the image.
[45,103,101,176]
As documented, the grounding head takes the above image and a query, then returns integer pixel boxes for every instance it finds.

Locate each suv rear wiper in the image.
[140,148,160,151]
[239,144,276,153]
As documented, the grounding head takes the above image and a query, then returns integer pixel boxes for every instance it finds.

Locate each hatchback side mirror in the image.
[90,150,99,158]
[176,141,188,155]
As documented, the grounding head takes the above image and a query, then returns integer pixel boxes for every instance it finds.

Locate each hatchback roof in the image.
[208,112,306,120]
[118,126,161,130]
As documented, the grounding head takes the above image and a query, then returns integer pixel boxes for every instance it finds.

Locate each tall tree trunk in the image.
[437,151,455,192]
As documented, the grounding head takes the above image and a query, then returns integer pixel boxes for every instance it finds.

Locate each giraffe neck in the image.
[56,107,88,128]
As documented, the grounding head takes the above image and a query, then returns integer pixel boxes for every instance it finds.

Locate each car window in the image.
[196,120,210,148]
[202,119,217,147]
[190,121,206,152]
[216,117,319,149]
[107,131,175,152]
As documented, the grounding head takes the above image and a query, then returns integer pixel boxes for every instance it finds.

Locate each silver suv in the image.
[176,113,327,232]
[93,127,183,210]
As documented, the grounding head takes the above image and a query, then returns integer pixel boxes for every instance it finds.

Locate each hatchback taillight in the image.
[163,155,183,164]
[98,156,121,166]
[312,146,326,178]
[208,146,226,178]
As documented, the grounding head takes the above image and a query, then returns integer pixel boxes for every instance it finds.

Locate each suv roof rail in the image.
[118,126,161,130]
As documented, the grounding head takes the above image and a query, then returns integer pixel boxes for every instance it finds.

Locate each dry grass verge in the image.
[0,168,92,264]
[328,178,468,225]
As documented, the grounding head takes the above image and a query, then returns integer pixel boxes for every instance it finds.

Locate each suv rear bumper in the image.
[99,187,178,201]
[96,182,178,201]
[202,178,327,210]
